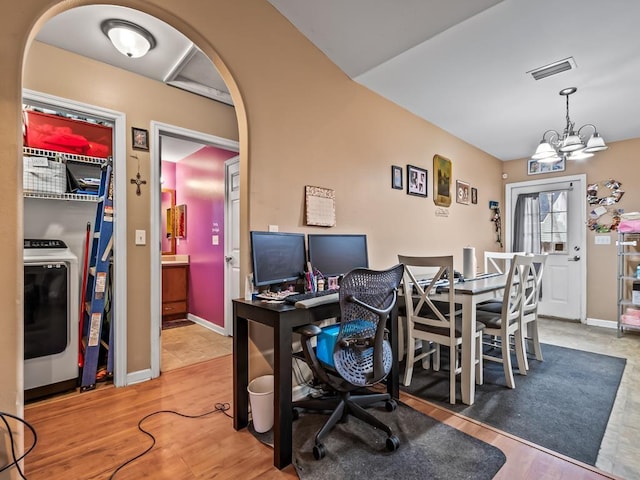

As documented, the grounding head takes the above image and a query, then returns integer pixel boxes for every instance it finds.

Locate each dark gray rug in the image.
[401,343,626,465]
[251,401,506,479]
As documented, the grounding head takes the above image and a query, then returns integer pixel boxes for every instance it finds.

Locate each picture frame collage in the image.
[392,154,478,205]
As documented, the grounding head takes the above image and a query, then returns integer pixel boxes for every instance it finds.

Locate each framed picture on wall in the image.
[407,164,427,197]
[456,180,470,205]
[527,157,565,175]
[433,154,452,207]
[391,165,403,190]
[132,127,149,151]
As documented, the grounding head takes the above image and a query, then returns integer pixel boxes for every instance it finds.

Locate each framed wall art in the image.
[391,165,403,190]
[527,157,565,175]
[407,164,427,197]
[132,127,149,151]
[456,180,470,205]
[433,154,452,207]
[305,185,336,226]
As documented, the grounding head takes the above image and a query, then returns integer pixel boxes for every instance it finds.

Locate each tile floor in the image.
[161,322,232,371]
[538,317,640,479]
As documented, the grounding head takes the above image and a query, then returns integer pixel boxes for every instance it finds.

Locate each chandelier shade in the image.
[531,87,607,163]
[101,19,156,58]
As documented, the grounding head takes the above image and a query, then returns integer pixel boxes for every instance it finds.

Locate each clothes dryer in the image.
[23,239,79,399]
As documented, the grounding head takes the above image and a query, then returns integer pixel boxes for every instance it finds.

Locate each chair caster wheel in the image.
[386,435,400,452]
[313,443,326,460]
[292,408,300,421]
[385,399,397,412]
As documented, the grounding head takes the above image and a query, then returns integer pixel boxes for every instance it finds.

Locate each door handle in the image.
[568,255,580,262]
[225,256,234,263]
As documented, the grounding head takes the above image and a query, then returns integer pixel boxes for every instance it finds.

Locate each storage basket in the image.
[23,156,67,194]
[23,110,112,158]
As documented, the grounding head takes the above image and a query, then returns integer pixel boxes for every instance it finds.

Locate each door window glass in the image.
[539,190,568,253]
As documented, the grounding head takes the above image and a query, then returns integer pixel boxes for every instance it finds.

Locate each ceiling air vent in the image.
[527,57,577,81]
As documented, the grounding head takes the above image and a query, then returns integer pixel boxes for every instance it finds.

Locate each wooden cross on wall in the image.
[130,172,147,196]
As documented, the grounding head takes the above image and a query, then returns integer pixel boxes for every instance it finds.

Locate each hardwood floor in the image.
[24,353,620,480]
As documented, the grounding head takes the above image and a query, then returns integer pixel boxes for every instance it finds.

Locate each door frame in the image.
[150,121,239,378]
[23,89,129,386]
[224,156,240,336]
[505,174,587,322]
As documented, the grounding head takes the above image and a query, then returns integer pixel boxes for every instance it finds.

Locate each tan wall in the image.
[23,41,239,374]
[502,138,640,323]
[1,0,503,455]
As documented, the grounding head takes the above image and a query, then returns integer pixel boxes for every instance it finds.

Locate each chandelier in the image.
[531,87,608,163]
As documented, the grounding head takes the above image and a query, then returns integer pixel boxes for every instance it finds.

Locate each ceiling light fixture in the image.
[100,19,156,58]
[531,87,608,163]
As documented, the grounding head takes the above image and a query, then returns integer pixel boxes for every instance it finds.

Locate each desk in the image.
[232,298,400,469]
[433,274,511,405]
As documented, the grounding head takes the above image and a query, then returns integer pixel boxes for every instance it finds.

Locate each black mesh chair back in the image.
[333,265,404,387]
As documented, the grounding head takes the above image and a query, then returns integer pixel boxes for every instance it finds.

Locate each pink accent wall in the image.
[173,146,237,328]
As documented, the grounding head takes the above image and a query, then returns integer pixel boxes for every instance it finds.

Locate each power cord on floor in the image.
[0,411,38,480]
[109,402,232,479]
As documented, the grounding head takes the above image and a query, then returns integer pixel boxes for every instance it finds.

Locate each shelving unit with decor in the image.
[23,146,104,202]
[616,232,640,336]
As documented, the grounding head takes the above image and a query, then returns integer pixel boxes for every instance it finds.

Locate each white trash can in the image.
[248,375,274,433]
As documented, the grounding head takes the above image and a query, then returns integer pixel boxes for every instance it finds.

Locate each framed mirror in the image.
[161,188,176,255]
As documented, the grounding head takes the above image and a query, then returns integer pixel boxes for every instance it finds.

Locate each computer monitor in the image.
[250,231,306,288]
[307,234,369,278]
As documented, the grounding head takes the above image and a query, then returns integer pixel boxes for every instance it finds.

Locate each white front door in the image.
[224,157,240,336]
[506,174,586,321]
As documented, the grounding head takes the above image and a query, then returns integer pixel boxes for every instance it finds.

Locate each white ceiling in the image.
[35,1,640,162]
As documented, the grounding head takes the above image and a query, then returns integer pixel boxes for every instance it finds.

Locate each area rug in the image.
[251,401,506,479]
[161,318,194,330]
[401,343,626,465]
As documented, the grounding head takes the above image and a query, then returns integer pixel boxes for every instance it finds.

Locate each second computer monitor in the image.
[307,234,369,278]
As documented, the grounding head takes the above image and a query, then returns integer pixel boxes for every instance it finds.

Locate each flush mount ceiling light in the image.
[532,87,608,163]
[101,19,156,58]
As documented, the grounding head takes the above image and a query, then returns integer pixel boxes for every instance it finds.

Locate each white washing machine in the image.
[23,239,79,399]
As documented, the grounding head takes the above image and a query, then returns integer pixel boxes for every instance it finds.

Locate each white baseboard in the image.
[127,368,152,386]
[188,313,228,336]
[586,317,617,329]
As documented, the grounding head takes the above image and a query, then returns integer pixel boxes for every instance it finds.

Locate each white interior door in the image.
[224,157,240,336]
[506,174,586,321]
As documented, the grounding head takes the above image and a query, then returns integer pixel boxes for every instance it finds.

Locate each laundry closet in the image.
[22,98,115,400]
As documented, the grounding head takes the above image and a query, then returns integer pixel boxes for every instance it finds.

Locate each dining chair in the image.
[519,253,548,369]
[477,253,548,371]
[476,254,533,389]
[398,254,484,404]
[484,251,525,274]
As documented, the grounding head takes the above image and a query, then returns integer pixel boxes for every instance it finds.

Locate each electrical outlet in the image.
[135,229,146,245]
[595,235,611,245]
[268,225,279,232]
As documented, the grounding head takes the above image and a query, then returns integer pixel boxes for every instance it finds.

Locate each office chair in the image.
[293,264,404,460]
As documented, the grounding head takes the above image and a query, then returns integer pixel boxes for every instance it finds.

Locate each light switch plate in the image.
[135,229,146,245]
[212,235,219,245]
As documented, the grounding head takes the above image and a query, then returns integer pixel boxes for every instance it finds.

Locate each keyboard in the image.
[284,289,339,304]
